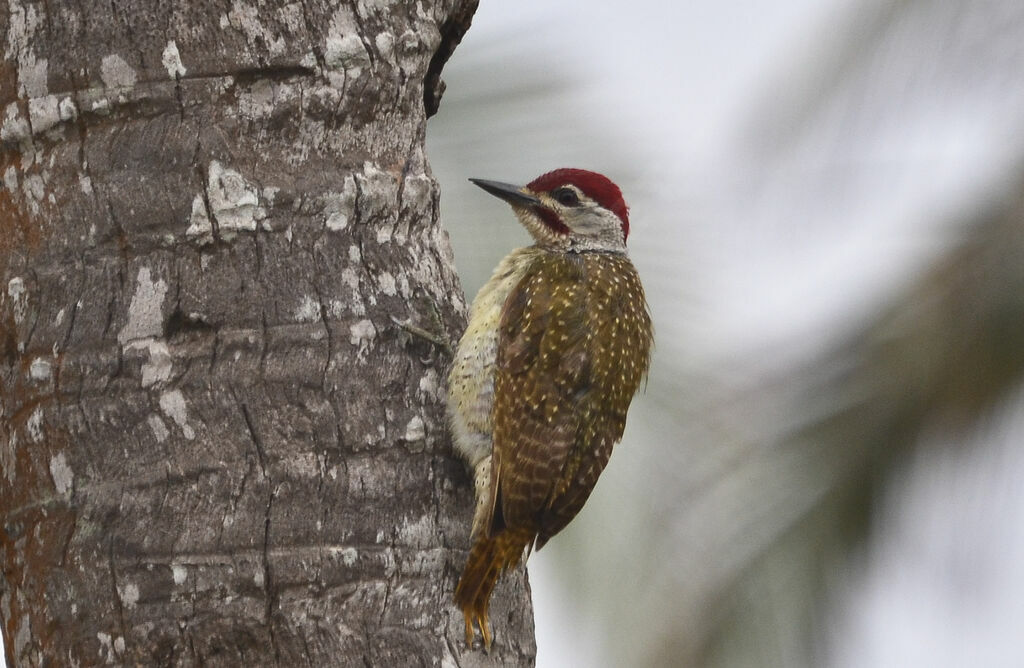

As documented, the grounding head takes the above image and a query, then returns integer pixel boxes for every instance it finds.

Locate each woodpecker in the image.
[448,168,653,648]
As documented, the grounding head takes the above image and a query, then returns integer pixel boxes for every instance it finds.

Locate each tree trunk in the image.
[0,1,535,665]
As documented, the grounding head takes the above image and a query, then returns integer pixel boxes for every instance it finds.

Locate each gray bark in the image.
[0,1,535,665]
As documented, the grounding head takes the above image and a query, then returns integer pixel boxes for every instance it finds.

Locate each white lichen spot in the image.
[207,160,264,231]
[418,369,439,397]
[322,178,356,231]
[2,431,16,483]
[349,319,376,355]
[118,267,167,344]
[90,98,111,115]
[186,194,211,238]
[159,389,195,440]
[7,1,46,108]
[3,165,18,192]
[114,637,126,653]
[29,357,51,381]
[378,271,397,296]
[324,8,369,84]
[147,414,169,443]
[402,172,433,209]
[161,40,187,79]
[27,94,60,134]
[58,96,77,121]
[294,294,320,323]
[186,161,264,242]
[79,173,94,195]
[49,452,73,496]
[7,277,27,325]
[96,632,113,661]
[27,407,43,442]
[327,299,346,319]
[374,31,395,62]
[1,103,30,143]
[404,416,425,442]
[253,568,264,587]
[129,339,172,387]
[341,547,358,566]
[171,564,187,585]
[117,582,140,608]
[100,54,137,90]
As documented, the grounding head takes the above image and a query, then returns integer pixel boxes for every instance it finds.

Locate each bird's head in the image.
[469,168,630,253]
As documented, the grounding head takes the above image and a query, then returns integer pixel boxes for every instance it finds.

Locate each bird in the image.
[447,168,653,649]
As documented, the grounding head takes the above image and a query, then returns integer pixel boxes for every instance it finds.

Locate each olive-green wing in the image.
[533,253,653,548]
[490,253,652,549]
[491,254,589,536]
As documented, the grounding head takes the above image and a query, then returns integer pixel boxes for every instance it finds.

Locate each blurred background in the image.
[5,2,1023,666]
[428,1,1024,666]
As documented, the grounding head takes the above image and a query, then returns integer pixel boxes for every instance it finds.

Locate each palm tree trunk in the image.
[0,1,535,664]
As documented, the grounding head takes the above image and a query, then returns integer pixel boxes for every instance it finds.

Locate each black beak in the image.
[469,178,541,206]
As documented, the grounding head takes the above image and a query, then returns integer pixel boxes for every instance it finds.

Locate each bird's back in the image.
[490,250,652,547]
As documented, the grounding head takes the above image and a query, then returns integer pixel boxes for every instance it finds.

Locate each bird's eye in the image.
[553,188,580,207]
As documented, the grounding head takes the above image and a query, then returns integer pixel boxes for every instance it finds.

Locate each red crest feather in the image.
[527,168,630,239]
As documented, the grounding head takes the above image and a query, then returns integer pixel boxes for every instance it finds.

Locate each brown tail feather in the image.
[454,528,531,650]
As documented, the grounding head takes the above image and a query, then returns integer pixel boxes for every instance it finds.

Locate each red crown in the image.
[527,168,630,239]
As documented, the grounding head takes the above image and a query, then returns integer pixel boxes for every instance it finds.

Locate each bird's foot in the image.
[462,608,492,652]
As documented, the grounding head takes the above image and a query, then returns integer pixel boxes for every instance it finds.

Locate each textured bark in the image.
[0,1,535,666]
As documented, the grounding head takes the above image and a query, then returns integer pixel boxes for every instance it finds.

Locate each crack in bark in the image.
[57,260,86,355]
[378,576,392,631]
[234,389,280,660]
[196,162,221,241]
[263,482,281,664]
[350,7,378,70]
[259,310,270,382]
[237,398,267,479]
[107,539,128,662]
[311,262,335,391]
